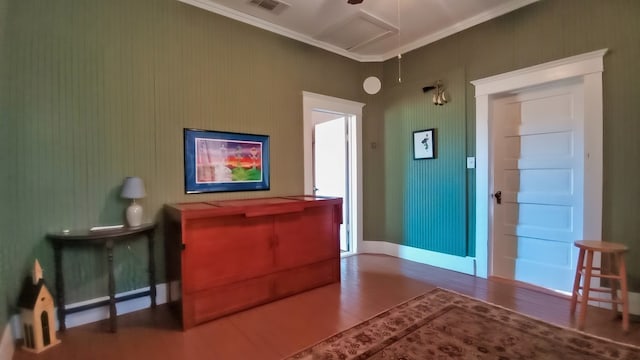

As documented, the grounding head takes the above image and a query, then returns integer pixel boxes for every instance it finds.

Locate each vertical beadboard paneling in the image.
[0,0,361,312]
[384,69,467,256]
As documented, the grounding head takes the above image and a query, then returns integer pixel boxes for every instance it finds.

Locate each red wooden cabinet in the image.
[164,195,342,329]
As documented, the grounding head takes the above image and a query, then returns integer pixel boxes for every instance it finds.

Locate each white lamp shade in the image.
[121,177,146,199]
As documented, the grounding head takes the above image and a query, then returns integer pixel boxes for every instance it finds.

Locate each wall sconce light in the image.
[422,81,448,106]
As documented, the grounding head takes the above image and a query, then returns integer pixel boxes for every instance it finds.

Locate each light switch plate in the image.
[466,157,476,169]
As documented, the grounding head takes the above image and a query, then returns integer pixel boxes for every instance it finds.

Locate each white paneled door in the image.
[491,80,584,292]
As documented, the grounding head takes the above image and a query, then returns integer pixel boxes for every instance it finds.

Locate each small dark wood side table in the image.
[46,223,156,333]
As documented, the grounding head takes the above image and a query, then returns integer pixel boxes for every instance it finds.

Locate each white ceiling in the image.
[178,0,538,62]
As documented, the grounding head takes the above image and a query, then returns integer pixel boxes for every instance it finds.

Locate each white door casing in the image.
[302,91,364,254]
[472,49,606,279]
[491,81,585,292]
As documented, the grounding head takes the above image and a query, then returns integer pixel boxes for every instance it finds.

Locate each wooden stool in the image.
[570,240,629,331]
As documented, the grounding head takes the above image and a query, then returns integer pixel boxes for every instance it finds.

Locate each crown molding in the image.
[178,0,378,62]
[382,0,540,60]
[178,0,539,63]
[471,48,608,96]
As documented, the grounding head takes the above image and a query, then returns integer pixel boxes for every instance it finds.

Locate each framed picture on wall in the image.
[413,128,436,160]
[184,128,270,193]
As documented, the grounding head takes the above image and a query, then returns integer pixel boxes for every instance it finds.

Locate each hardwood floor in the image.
[12,254,640,359]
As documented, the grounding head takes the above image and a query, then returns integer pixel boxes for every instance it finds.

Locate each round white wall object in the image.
[363,76,382,95]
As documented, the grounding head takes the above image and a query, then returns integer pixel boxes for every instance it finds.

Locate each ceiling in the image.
[178,0,538,62]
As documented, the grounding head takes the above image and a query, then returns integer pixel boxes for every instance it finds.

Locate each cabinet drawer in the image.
[274,259,339,297]
[184,275,274,328]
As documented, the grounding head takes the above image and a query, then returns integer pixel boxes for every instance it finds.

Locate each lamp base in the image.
[126,201,143,227]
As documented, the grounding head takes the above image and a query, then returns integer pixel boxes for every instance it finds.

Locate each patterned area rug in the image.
[285,288,640,360]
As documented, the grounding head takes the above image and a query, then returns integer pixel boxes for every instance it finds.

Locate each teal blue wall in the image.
[383,68,468,256]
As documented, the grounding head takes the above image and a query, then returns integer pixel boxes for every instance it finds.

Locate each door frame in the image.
[302,91,364,254]
[471,49,607,278]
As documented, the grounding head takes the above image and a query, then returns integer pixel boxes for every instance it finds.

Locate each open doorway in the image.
[313,112,351,252]
[302,91,364,255]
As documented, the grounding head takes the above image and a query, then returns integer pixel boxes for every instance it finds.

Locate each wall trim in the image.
[471,49,607,279]
[472,49,608,96]
[360,240,475,275]
[386,0,539,60]
[590,290,640,316]
[303,91,365,254]
[177,0,538,62]
[177,0,372,62]
[0,322,15,360]
[359,244,640,316]
[9,283,168,340]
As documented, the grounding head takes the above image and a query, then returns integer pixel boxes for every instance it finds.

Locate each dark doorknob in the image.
[493,191,502,204]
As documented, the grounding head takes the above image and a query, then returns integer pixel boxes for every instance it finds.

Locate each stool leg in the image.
[578,250,594,330]
[608,253,619,318]
[570,249,586,314]
[617,253,629,332]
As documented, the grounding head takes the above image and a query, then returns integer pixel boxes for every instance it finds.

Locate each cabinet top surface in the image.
[165,195,341,216]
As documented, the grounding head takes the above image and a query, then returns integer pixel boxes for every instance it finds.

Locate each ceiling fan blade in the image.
[347,0,364,4]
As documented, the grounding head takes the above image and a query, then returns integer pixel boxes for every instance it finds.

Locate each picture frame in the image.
[413,128,436,160]
[184,128,270,193]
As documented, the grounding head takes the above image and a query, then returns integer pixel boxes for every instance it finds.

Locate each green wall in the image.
[376,0,640,281]
[0,0,10,333]
[0,0,362,328]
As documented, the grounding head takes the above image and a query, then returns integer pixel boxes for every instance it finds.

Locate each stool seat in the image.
[574,240,628,253]
[570,240,629,332]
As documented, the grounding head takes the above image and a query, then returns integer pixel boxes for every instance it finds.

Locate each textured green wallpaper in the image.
[374,0,640,285]
[0,0,10,330]
[360,62,385,241]
[0,0,361,328]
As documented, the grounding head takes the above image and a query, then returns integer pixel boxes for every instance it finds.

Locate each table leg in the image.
[107,239,117,332]
[53,244,66,331]
[147,229,157,308]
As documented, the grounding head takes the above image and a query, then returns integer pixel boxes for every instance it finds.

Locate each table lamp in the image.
[121,176,146,227]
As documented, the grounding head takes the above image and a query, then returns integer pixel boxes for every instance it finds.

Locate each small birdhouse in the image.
[18,260,61,353]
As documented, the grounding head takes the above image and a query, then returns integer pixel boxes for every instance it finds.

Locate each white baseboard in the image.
[360,240,476,275]
[9,283,168,340]
[360,240,640,316]
[0,322,15,360]
[588,288,640,316]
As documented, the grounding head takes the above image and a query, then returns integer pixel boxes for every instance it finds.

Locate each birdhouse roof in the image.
[18,277,48,309]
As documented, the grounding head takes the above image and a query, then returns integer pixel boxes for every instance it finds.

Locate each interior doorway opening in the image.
[302,91,364,255]
[312,112,352,252]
